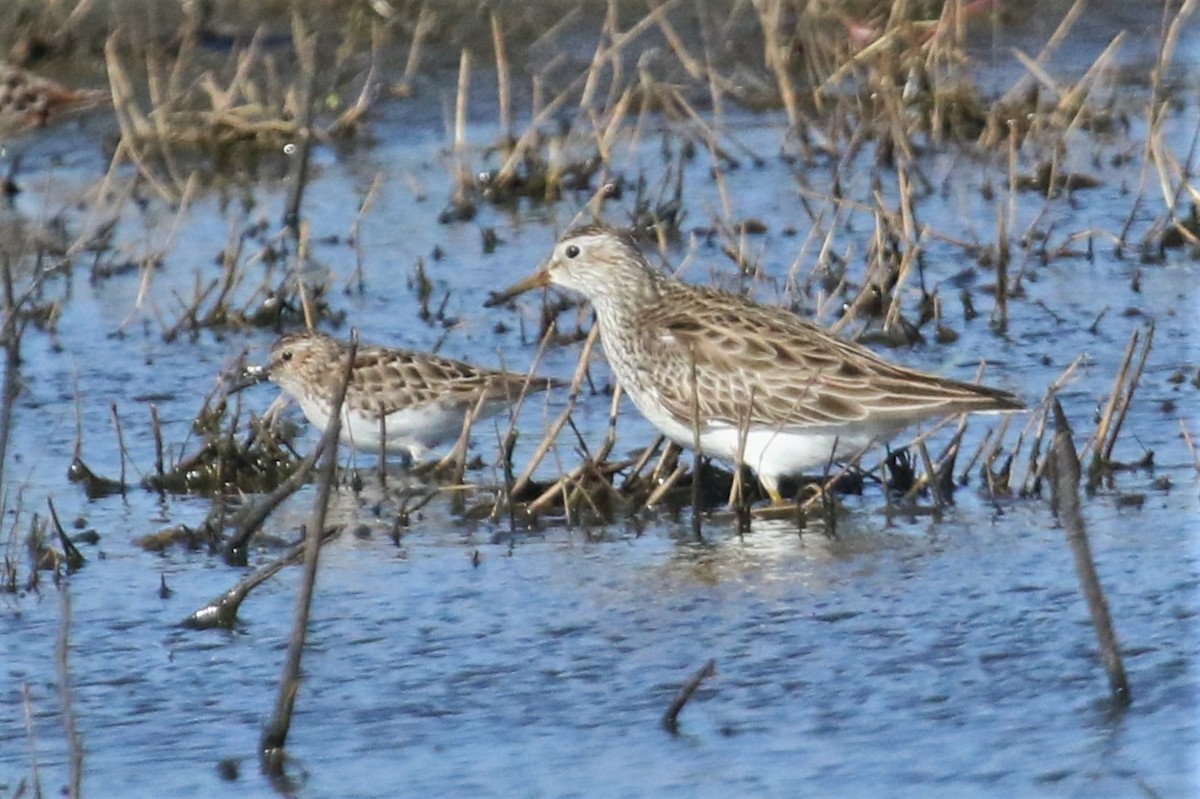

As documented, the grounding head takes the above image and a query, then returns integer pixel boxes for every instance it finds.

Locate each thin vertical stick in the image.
[491,12,512,141]
[21,683,43,798]
[453,48,472,205]
[1049,401,1131,706]
[688,347,703,538]
[1099,323,1154,465]
[57,584,83,799]
[282,13,316,237]
[0,261,20,492]
[109,401,128,495]
[401,2,434,86]
[661,659,716,734]
[261,333,358,773]
[150,404,165,493]
[1180,418,1200,474]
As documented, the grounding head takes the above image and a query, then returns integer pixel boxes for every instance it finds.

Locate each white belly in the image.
[628,389,884,485]
[296,395,496,459]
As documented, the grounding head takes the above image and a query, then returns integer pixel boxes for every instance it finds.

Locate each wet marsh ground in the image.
[1,0,1198,796]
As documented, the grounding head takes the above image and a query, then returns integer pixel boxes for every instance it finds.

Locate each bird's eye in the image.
[565,244,580,259]
[281,350,293,362]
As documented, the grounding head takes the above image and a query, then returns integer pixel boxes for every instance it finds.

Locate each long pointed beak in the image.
[483,268,551,307]
[225,363,269,393]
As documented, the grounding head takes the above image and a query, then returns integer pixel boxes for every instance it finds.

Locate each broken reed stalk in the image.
[1088,324,1153,489]
[619,434,665,491]
[507,325,599,502]
[56,583,83,799]
[223,433,331,564]
[376,414,388,488]
[1180,418,1200,474]
[1048,400,1131,706]
[436,389,490,487]
[348,173,385,295]
[261,334,358,773]
[21,682,43,796]
[996,0,1087,111]
[662,658,716,734]
[491,12,512,142]
[915,440,946,509]
[727,387,753,511]
[282,13,317,236]
[183,527,342,629]
[452,47,472,210]
[150,405,166,493]
[642,462,689,509]
[0,284,20,492]
[108,402,128,494]
[46,499,85,572]
[1099,323,1154,465]
[688,346,703,538]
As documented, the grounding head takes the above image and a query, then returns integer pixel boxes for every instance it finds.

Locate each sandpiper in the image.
[247,329,556,460]
[486,224,1022,504]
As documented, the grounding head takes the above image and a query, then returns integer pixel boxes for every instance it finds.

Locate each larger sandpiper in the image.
[486,224,1022,504]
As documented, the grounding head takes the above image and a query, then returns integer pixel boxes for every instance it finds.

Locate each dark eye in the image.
[281,350,293,362]
[565,244,580,259]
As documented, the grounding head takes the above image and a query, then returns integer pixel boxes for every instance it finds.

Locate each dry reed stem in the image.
[662,658,716,734]
[1099,324,1154,467]
[0,263,24,493]
[46,499,84,572]
[1179,419,1200,474]
[642,462,690,509]
[453,46,472,197]
[21,682,43,797]
[726,386,754,510]
[506,324,599,503]
[620,434,666,491]
[797,441,877,516]
[261,334,359,772]
[649,439,683,486]
[127,173,200,328]
[223,432,331,564]
[434,387,489,485]
[1008,353,1085,478]
[957,426,994,485]
[1048,400,1131,706]
[401,2,435,86]
[185,527,342,629]
[491,12,512,141]
[56,583,83,799]
[328,21,383,136]
[1087,325,1153,485]
[283,13,318,236]
[104,37,177,201]
[996,0,1086,110]
[688,346,703,536]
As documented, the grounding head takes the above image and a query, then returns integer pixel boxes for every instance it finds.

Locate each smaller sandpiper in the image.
[244,329,557,461]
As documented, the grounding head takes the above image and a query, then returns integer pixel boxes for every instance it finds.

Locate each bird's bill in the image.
[225,363,269,393]
[483,269,551,307]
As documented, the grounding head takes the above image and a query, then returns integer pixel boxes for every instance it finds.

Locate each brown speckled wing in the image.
[345,346,542,416]
[636,284,1021,432]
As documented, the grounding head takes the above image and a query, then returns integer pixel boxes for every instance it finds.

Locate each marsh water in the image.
[2,1,1199,797]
